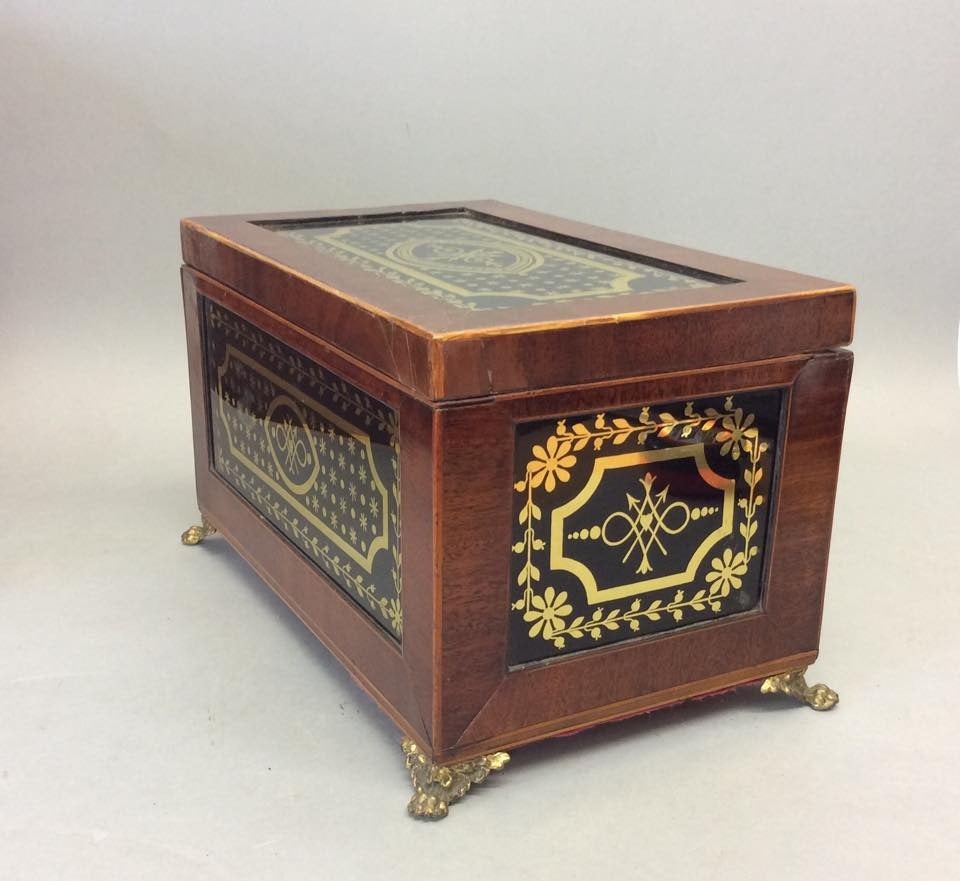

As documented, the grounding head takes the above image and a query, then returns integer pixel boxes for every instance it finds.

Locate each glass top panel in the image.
[267,213,723,312]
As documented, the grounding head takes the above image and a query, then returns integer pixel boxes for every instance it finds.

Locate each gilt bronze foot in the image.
[401,738,509,820]
[181,516,217,546]
[760,666,838,711]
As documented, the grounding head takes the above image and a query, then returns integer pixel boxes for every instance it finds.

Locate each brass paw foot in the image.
[401,738,509,820]
[181,516,217,546]
[761,666,838,711]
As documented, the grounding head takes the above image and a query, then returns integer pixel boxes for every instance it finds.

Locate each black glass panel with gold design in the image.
[262,212,735,312]
[203,300,402,640]
[508,389,783,666]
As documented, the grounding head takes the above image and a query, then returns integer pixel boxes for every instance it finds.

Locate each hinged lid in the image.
[181,201,855,402]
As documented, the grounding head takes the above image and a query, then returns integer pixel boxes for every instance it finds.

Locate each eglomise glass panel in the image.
[203,299,402,640]
[263,212,731,311]
[508,389,783,666]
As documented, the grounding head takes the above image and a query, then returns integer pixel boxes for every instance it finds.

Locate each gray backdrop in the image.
[2,2,957,879]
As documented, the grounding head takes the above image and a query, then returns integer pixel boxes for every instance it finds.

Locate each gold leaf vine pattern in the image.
[512,397,768,650]
[387,431,402,634]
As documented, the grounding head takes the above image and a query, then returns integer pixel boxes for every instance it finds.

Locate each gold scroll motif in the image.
[512,397,770,653]
[551,446,735,603]
[217,347,390,572]
[276,217,713,311]
[206,304,402,638]
[386,237,544,276]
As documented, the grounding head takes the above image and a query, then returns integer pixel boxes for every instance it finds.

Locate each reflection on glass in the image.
[265,213,730,311]
[203,299,402,641]
[507,389,783,665]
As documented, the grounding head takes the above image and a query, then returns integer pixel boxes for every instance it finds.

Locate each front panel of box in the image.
[201,298,403,641]
[508,390,783,665]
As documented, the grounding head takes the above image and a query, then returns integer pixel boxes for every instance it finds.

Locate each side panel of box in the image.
[182,266,437,747]
[435,352,852,762]
[506,387,785,666]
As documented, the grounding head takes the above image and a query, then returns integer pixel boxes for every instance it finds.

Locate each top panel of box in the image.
[181,201,855,401]
[264,213,723,312]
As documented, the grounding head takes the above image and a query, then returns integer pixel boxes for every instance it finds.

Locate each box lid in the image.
[181,201,855,402]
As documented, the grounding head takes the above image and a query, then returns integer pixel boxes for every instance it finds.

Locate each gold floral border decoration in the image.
[512,396,768,650]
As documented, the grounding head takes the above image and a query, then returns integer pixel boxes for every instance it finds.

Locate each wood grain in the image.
[182,201,855,400]
[433,351,852,762]
[182,269,436,746]
[180,206,855,766]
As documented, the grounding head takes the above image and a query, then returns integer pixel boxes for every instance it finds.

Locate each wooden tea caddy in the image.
[180,202,853,818]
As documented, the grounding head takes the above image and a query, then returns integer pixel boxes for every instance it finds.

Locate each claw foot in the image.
[401,738,509,820]
[761,666,838,711]
[181,516,217,546]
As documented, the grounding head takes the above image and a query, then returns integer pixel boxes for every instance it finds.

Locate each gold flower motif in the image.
[527,436,576,492]
[386,597,403,632]
[523,586,573,639]
[705,548,749,596]
[714,407,756,460]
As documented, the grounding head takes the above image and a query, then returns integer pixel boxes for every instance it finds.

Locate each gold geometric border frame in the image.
[203,300,403,641]
[508,390,783,666]
[274,216,713,312]
[216,346,391,572]
[551,445,735,603]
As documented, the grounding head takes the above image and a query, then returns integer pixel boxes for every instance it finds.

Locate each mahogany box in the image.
[179,201,854,818]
